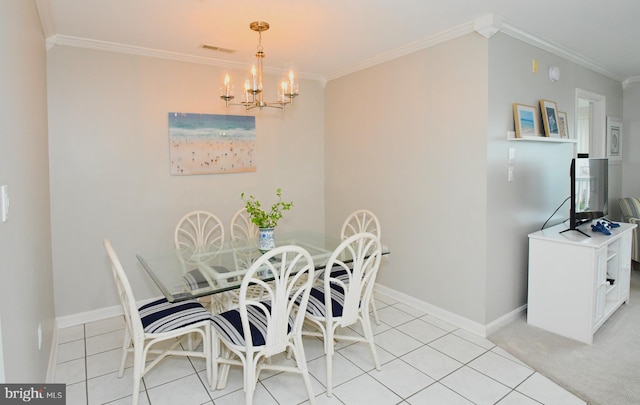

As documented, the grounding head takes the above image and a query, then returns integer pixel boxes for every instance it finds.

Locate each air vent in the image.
[201,44,236,53]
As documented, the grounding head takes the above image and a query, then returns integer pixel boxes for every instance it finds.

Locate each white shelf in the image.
[507,131,577,143]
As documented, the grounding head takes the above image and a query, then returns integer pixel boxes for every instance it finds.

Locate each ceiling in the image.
[36,0,640,84]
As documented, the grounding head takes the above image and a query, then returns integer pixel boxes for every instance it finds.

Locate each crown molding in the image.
[622,76,640,89]
[48,34,325,83]
[324,20,475,81]
[499,22,624,82]
[45,13,626,85]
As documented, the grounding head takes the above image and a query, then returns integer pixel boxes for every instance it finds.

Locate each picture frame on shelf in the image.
[606,116,622,163]
[539,99,560,137]
[513,103,539,138]
[557,111,569,139]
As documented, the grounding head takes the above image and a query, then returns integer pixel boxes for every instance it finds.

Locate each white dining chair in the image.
[230,207,259,241]
[174,210,229,313]
[340,209,382,325]
[301,232,382,397]
[229,207,266,304]
[103,239,214,405]
[174,210,225,249]
[210,245,316,405]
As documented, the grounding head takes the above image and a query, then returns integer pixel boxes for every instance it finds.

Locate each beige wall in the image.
[47,46,326,317]
[623,82,640,197]
[0,0,55,382]
[325,34,490,323]
[486,33,623,322]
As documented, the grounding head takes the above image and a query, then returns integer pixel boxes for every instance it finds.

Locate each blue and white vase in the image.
[258,227,275,253]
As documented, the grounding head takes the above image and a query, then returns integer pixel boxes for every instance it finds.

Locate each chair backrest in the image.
[618,198,640,221]
[238,245,314,355]
[103,239,145,343]
[230,207,259,241]
[174,211,225,249]
[340,209,381,241]
[322,232,382,326]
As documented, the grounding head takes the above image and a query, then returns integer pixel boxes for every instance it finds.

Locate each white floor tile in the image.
[307,351,364,389]
[452,328,496,350]
[420,314,457,332]
[85,329,124,356]
[332,373,402,405]
[467,351,534,388]
[516,373,587,405]
[429,334,487,364]
[440,366,511,405]
[85,316,125,337]
[337,339,395,371]
[55,300,587,405]
[395,318,448,344]
[407,382,474,405]
[375,306,416,327]
[56,339,85,363]
[54,358,85,385]
[86,368,143,405]
[369,358,435,398]
[86,347,129,379]
[261,367,324,405]
[374,328,423,357]
[65,381,87,405]
[496,390,543,405]
[213,382,278,405]
[58,325,84,344]
[401,345,462,380]
[146,373,212,405]
[142,356,199,389]
[392,302,426,318]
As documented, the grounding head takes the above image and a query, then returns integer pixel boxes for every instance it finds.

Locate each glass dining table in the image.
[136,230,390,303]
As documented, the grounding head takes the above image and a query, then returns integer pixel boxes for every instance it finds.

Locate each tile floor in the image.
[54,293,587,405]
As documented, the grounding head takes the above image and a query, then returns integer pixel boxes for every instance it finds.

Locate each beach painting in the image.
[168,112,256,175]
[513,103,539,138]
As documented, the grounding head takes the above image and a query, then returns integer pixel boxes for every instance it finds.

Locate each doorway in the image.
[575,89,606,157]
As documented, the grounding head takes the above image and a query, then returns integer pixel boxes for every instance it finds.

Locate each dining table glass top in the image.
[136,230,389,302]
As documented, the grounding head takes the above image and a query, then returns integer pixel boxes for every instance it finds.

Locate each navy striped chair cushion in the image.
[183,266,230,290]
[211,301,294,346]
[139,298,212,334]
[304,270,352,318]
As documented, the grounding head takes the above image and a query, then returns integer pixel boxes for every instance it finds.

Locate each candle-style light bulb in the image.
[224,74,230,97]
[251,65,258,91]
[244,79,251,102]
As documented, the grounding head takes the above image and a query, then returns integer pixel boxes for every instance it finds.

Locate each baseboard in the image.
[56,304,124,329]
[374,284,526,338]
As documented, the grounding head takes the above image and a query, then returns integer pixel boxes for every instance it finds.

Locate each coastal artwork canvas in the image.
[168,112,256,175]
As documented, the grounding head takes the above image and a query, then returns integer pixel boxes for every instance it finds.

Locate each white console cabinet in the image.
[527,222,636,344]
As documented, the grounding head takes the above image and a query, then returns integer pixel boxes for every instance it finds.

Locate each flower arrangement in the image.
[241,188,293,229]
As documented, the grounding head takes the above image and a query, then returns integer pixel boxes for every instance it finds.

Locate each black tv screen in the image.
[567,158,608,235]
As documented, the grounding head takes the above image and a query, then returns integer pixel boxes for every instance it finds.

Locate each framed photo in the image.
[606,116,622,163]
[513,103,539,138]
[557,111,569,139]
[539,99,560,137]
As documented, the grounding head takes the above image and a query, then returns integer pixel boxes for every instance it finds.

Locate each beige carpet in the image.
[489,267,640,405]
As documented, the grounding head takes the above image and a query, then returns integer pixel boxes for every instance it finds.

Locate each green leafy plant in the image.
[241,188,293,229]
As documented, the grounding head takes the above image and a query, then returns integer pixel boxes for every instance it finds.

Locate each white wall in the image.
[623,82,640,197]
[0,0,55,382]
[325,34,490,324]
[47,46,325,317]
[486,33,624,322]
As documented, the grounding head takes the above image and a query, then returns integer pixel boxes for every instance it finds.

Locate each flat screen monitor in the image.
[565,157,608,236]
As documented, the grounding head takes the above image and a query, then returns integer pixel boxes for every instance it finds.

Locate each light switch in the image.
[508,166,514,182]
[508,147,516,164]
[1,185,8,222]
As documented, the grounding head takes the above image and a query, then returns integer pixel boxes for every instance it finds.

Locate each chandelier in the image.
[220,21,299,111]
